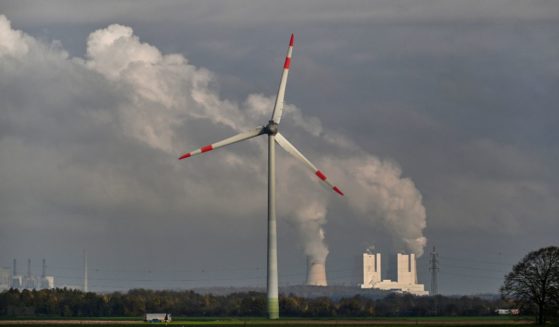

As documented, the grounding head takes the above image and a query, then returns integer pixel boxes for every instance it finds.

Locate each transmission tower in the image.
[429,246,439,295]
[83,250,88,292]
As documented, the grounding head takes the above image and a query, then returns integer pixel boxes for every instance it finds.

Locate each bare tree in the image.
[501,246,559,325]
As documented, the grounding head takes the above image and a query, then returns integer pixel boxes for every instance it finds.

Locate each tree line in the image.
[0,288,508,318]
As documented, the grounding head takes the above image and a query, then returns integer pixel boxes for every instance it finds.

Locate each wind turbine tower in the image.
[177,34,344,319]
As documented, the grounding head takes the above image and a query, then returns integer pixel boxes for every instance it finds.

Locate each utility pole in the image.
[429,246,439,295]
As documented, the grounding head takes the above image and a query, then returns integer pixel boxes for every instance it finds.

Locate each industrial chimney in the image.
[305,257,327,286]
[42,259,46,278]
[83,250,88,292]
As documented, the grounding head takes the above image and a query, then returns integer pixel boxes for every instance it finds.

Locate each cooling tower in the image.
[306,257,327,286]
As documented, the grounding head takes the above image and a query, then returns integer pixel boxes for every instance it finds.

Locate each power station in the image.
[0,258,55,291]
[302,250,429,296]
[3,251,431,296]
[360,251,428,296]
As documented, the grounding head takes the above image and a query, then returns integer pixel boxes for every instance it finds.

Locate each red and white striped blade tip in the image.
[289,33,294,46]
[315,170,344,196]
[178,153,191,160]
[178,144,213,160]
[333,186,344,196]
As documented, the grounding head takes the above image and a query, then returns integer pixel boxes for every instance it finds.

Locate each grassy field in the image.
[0,316,536,326]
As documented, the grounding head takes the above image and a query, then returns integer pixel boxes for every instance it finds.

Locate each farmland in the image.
[0,316,534,326]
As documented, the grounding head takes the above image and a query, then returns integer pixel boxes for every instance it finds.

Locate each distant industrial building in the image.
[8,258,55,290]
[0,267,11,291]
[11,259,23,289]
[40,259,55,289]
[361,251,428,296]
[23,259,38,289]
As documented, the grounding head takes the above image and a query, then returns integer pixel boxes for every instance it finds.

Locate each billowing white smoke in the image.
[322,156,428,257]
[0,16,427,267]
[294,199,329,263]
[83,23,246,153]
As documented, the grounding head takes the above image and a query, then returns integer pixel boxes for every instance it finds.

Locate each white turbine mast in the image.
[178,34,343,319]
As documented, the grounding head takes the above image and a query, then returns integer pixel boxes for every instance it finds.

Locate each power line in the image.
[438,255,514,267]
[440,271,505,281]
[6,252,515,293]
[442,264,508,274]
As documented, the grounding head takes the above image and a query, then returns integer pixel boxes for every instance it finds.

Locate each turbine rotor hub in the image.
[265,121,279,135]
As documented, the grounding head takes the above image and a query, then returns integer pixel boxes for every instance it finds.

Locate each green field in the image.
[0,316,536,327]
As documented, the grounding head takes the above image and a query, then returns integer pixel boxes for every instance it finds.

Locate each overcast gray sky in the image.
[0,0,558,295]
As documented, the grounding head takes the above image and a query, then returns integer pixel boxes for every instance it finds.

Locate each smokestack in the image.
[306,257,327,286]
[42,259,46,278]
[27,259,31,278]
[13,258,16,276]
[83,250,88,292]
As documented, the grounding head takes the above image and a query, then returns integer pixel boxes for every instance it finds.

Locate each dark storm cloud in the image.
[0,1,558,294]
[3,0,559,25]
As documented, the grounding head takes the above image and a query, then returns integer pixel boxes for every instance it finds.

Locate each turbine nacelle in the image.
[265,121,279,135]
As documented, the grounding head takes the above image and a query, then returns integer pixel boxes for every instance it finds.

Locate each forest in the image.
[0,288,512,317]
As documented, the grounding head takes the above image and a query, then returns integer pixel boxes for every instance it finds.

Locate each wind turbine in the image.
[178,34,343,319]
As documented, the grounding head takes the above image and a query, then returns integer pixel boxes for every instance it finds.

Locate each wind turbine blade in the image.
[178,127,265,160]
[270,34,294,124]
[275,133,344,196]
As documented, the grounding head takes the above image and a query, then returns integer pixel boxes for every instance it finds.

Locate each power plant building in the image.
[0,267,11,291]
[361,252,428,296]
[9,258,54,290]
[40,259,55,289]
[11,259,23,289]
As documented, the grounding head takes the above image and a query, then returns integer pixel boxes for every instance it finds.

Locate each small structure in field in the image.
[495,308,520,315]
[144,313,172,323]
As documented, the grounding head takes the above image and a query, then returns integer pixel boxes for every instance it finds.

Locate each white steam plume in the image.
[322,156,428,257]
[0,16,427,266]
[293,199,329,263]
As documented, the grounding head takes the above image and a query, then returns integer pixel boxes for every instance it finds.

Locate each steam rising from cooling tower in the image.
[293,200,328,261]
[289,199,331,286]
[322,157,428,257]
